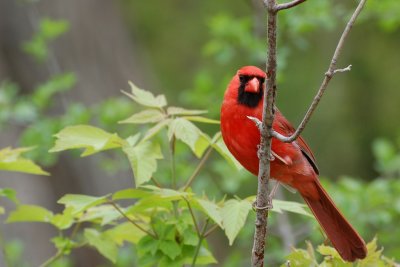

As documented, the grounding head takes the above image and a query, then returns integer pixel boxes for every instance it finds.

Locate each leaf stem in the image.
[191,219,210,267]
[183,146,213,191]
[184,197,200,236]
[39,251,63,267]
[170,135,177,188]
[108,200,158,238]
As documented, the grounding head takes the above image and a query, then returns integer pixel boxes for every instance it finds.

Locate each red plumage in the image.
[220,66,367,262]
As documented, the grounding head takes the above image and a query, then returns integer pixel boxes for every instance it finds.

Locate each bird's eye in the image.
[259,78,265,84]
[238,75,246,82]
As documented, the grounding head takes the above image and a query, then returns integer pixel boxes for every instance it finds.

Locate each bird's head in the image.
[232,66,266,108]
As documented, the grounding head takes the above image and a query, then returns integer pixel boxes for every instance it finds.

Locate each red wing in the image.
[275,110,319,175]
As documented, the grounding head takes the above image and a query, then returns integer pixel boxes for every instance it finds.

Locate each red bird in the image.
[220,66,367,262]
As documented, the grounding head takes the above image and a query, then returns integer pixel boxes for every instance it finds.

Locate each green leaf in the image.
[57,194,109,215]
[40,18,69,40]
[84,228,118,263]
[51,207,74,230]
[159,240,182,260]
[112,188,153,200]
[284,248,315,267]
[221,199,252,245]
[32,72,76,110]
[7,205,53,223]
[0,188,18,204]
[192,198,223,228]
[79,205,120,225]
[49,125,123,156]
[168,118,210,157]
[140,185,192,200]
[271,199,313,217]
[182,229,199,246]
[104,222,147,245]
[0,147,49,175]
[182,116,220,124]
[122,141,163,186]
[119,109,166,124]
[167,106,207,116]
[123,82,167,108]
[141,118,171,142]
[51,236,76,255]
[211,133,243,170]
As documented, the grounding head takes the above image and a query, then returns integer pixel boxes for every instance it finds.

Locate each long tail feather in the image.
[301,179,367,262]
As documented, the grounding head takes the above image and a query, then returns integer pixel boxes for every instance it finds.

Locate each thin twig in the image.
[108,200,158,238]
[184,197,201,236]
[191,219,210,267]
[275,0,307,11]
[170,135,177,188]
[204,224,219,238]
[151,177,162,187]
[271,0,367,143]
[183,146,213,191]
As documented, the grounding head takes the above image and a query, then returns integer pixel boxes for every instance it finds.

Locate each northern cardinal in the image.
[220,66,367,262]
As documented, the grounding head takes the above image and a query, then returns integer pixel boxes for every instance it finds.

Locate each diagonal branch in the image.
[271,0,367,143]
[275,0,307,11]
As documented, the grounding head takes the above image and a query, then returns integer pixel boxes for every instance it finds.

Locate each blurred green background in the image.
[0,0,399,266]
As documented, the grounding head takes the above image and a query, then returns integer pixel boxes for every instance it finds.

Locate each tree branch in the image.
[275,0,307,11]
[271,0,367,143]
[251,0,278,266]
[251,0,367,266]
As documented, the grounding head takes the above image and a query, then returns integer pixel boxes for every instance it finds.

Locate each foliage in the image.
[1,84,317,266]
[283,238,397,267]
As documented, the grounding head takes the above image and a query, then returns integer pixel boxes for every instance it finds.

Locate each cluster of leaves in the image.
[284,238,396,267]
[2,84,312,266]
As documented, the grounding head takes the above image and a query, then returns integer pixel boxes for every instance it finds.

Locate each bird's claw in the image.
[252,199,273,211]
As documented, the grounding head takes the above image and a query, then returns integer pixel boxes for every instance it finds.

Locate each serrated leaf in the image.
[221,199,252,245]
[112,188,153,200]
[183,229,199,246]
[119,109,166,124]
[84,228,118,263]
[122,141,163,186]
[57,194,109,215]
[192,198,223,228]
[7,205,53,223]
[49,125,123,156]
[272,199,313,217]
[104,222,147,245]
[168,118,210,157]
[211,133,242,170]
[183,116,220,124]
[140,185,192,200]
[0,147,49,175]
[79,205,120,225]
[123,82,167,108]
[167,107,207,116]
[159,240,182,260]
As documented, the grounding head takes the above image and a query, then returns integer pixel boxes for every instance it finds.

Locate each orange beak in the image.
[244,77,260,93]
